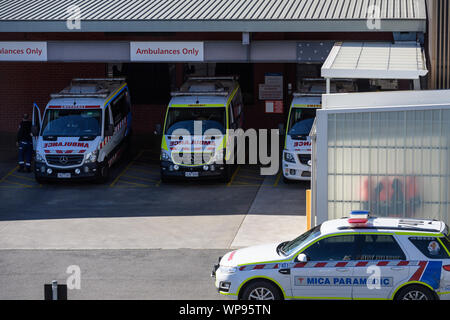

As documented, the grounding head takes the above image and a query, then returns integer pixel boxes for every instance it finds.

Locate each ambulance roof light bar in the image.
[292,92,323,97]
[51,78,126,99]
[187,76,239,81]
[170,91,229,97]
[71,78,126,82]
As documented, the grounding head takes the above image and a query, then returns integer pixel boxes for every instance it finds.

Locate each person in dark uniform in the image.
[17,113,33,173]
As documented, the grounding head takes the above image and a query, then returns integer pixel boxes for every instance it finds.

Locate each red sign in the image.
[265,101,283,114]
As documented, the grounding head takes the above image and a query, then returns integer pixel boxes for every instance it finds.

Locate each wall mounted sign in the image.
[0,42,47,61]
[130,42,204,62]
[259,73,283,100]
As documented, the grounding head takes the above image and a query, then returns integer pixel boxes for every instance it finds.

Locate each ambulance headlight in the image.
[161,149,171,162]
[218,266,237,274]
[284,151,296,164]
[84,150,98,163]
[35,152,45,162]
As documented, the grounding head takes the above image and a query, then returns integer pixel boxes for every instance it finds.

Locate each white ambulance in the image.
[31,78,132,183]
[159,77,244,182]
[282,93,320,182]
[282,79,356,182]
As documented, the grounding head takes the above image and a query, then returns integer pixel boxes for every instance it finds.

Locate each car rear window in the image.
[409,237,450,259]
[358,234,406,261]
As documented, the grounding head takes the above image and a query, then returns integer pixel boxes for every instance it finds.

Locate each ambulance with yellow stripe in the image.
[212,211,450,300]
[160,77,243,182]
[32,78,132,183]
[283,79,356,182]
[282,93,320,182]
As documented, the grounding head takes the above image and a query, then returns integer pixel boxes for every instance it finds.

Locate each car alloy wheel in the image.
[248,287,275,300]
[401,290,428,300]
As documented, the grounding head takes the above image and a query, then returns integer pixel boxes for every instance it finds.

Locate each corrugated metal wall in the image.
[429,0,450,89]
[326,109,450,223]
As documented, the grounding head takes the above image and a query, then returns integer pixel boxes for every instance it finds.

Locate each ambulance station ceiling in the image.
[0,0,427,33]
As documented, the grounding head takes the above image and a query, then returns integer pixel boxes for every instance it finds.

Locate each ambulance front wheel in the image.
[239,280,283,301]
[222,164,233,183]
[34,175,47,184]
[98,163,110,183]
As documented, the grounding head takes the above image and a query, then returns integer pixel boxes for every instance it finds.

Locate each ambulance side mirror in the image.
[105,124,114,137]
[297,253,308,262]
[31,125,39,136]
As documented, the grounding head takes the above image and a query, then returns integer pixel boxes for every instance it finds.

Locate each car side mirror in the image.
[31,125,39,136]
[105,124,114,137]
[297,253,308,262]
[154,124,162,135]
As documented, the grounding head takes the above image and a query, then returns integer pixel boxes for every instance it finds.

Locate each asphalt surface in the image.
[0,145,308,299]
[0,249,229,300]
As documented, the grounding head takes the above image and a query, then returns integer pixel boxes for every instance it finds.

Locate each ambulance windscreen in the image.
[41,109,102,137]
[288,108,317,138]
[165,108,226,135]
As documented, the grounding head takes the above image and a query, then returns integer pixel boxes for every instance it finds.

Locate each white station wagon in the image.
[212,211,450,300]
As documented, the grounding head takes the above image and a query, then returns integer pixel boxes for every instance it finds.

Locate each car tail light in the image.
[443,265,450,272]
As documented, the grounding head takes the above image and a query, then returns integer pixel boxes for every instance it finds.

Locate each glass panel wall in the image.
[327,109,450,223]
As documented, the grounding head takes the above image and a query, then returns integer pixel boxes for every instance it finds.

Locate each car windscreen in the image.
[41,109,102,137]
[165,108,226,135]
[280,224,322,256]
[288,108,317,137]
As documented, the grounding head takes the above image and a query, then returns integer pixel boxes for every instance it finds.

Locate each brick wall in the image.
[0,62,106,133]
[0,62,167,137]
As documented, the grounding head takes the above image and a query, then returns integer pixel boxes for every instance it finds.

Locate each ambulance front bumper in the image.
[282,150,311,181]
[161,161,225,178]
[34,161,99,179]
[282,160,311,181]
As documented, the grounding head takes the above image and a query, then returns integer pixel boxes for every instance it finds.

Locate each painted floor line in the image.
[226,166,240,187]
[123,174,159,183]
[110,150,144,187]
[0,166,18,184]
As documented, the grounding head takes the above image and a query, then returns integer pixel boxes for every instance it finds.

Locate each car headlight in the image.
[161,149,171,162]
[84,150,98,163]
[218,266,238,274]
[35,152,45,162]
[284,151,296,163]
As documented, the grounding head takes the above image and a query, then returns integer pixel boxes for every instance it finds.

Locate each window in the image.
[409,237,450,259]
[41,109,102,137]
[301,235,358,261]
[110,92,128,125]
[281,225,321,256]
[358,235,406,260]
[232,90,243,127]
[103,106,112,135]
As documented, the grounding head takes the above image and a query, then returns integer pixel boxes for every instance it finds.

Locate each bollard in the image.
[306,189,311,230]
[45,280,67,300]
[52,280,58,300]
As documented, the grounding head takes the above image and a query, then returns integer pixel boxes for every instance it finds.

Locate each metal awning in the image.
[0,0,427,33]
[321,41,428,81]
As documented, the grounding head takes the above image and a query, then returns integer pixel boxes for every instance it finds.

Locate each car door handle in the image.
[336,268,349,272]
[278,269,291,275]
[391,267,405,271]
